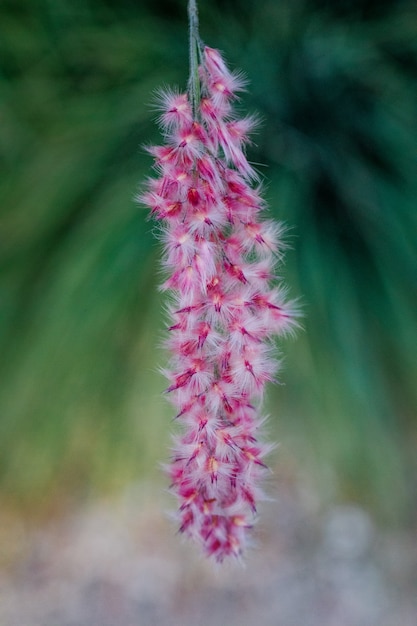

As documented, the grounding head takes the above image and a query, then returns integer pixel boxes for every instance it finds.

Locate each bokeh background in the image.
[1,0,417,624]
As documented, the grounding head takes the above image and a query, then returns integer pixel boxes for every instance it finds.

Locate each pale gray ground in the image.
[1,480,416,626]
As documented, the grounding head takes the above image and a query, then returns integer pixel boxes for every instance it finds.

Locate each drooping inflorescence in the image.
[140,45,298,561]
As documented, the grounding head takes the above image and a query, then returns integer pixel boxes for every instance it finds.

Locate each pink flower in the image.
[140,45,298,562]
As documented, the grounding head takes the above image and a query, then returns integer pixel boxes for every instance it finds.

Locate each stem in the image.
[188,0,201,118]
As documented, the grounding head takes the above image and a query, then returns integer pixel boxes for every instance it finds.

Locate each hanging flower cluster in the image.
[141,46,297,561]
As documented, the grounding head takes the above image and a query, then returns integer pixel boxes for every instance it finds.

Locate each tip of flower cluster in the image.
[204,47,229,76]
[203,47,248,87]
[202,46,248,104]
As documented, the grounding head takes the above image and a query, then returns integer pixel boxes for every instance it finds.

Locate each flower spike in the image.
[140,0,298,562]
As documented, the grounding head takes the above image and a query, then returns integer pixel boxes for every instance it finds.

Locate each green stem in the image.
[188,0,201,118]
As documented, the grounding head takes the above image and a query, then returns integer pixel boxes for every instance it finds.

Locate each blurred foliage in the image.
[0,0,416,523]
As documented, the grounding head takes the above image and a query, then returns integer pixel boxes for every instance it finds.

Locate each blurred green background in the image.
[1,0,416,525]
